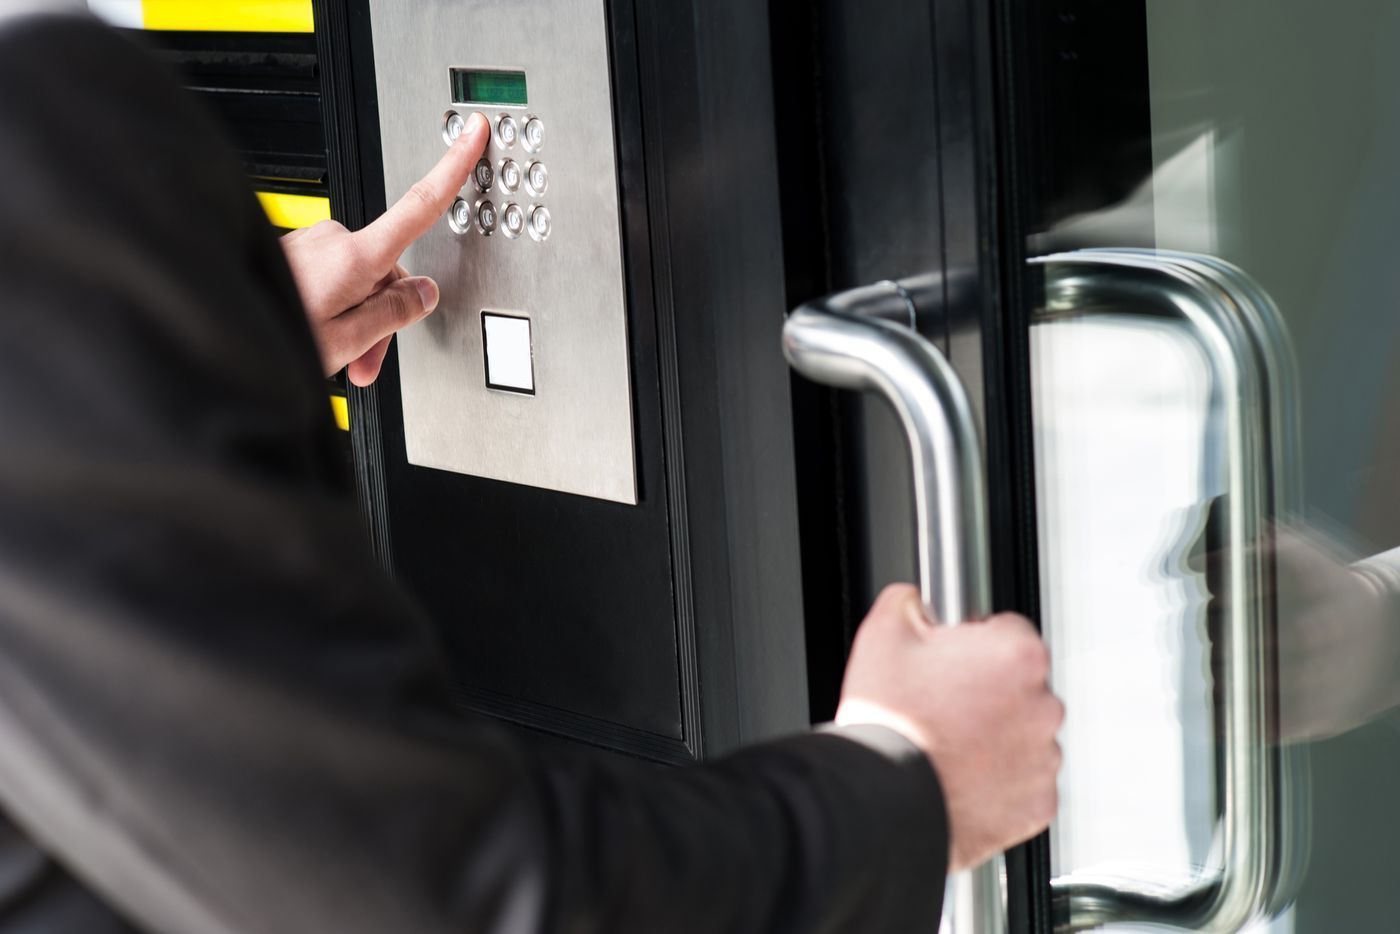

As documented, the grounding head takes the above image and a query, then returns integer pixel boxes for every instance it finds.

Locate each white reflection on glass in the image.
[1031,2,1400,931]
[1034,316,1216,886]
[1033,313,1299,934]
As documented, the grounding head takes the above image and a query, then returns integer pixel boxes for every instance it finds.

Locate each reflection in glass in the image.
[1035,314,1217,888]
[1028,2,1400,930]
[1034,251,1308,932]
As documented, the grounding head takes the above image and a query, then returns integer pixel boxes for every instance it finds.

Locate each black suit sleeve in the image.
[0,15,949,934]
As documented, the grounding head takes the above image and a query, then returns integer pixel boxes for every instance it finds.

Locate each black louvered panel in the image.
[127,29,327,196]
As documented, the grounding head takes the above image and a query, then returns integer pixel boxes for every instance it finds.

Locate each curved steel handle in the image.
[1032,250,1308,932]
[783,281,1003,934]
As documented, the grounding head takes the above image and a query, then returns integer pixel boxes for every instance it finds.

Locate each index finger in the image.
[355,111,490,266]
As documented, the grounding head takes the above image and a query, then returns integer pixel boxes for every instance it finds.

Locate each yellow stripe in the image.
[142,1,314,33]
[256,191,331,230]
[330,394,350,432]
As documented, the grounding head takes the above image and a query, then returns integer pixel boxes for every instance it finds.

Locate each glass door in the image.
[1015,1,1400,930]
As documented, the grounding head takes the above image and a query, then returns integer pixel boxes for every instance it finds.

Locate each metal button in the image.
[496,114,519,148]
[525,161,548,197]
[443,111,466,146]
[499,159,521,193]
[523,117,545,152]
[528,204,551,241]
[476,200,498,235]
[447,198,472,235]
[473,158,494,193]
[501,202,525,239]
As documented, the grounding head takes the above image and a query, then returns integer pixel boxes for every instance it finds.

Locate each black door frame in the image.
[770,0,1051,929]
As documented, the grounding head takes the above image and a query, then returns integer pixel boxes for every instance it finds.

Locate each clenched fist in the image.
[836,584,1064,872]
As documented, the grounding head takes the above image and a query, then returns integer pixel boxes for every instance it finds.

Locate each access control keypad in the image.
[444,110,550,244]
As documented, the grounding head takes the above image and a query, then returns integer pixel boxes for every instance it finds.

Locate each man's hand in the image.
[281,111,490,386]
[1210,523,1400,742]
[1272,527,1400,741]
[836,585,1064,873]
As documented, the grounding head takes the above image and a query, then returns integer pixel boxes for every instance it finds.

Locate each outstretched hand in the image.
[281,111,490,386]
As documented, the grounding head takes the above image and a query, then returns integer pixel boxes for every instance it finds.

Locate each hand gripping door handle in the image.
[1032,249,1309,932]
[783,281,1005,934]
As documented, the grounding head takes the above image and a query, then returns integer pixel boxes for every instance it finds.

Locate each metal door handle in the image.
[1032,249,1308,932]
[783,281,1005,934]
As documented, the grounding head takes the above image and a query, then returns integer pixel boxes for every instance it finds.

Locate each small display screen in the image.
[451,69,528,106]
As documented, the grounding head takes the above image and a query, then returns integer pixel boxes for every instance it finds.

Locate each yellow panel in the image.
[256,191,331,230]
[330,394,350,432]
[143,1,314,33]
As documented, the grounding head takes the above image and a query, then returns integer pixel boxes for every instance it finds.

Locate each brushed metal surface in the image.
[369,0,637,504]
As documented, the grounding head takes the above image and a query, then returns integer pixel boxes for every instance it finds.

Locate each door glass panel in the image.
[1035,316,1218,891]
[1027,1,1400,930]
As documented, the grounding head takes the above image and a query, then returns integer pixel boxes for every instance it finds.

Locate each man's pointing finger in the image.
[355,111,489,266]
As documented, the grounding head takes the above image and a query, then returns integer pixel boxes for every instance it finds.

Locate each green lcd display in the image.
[450,69,528,107]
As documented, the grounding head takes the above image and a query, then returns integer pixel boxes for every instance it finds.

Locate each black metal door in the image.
[770,0,1049,929]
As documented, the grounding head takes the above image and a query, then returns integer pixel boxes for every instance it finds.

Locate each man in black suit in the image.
[0,9,1062,932]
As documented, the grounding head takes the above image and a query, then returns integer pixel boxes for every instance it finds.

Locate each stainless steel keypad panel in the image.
[370,0,636,504]
[448,112,549,245]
